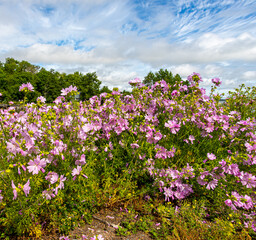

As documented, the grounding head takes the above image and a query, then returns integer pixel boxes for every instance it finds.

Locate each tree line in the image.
[0,58,184,103]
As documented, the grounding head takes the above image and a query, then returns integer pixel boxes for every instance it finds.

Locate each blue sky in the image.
[0,0,256,94]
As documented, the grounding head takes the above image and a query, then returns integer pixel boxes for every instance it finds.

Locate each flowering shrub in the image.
[0,74,255,238]
[223,84,256,120]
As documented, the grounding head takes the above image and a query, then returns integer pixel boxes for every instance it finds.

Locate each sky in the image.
[0,0,256,95]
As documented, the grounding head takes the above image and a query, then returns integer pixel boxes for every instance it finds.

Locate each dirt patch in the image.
[68,208,154,240]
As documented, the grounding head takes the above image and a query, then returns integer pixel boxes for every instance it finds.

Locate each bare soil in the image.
[38,208,154,240]
[69,208,153,240]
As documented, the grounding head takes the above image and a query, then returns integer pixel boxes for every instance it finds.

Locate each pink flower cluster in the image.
[19,82,34,92]
[129,77,142,86]
[37,96,46,103]
[61,85,78,96]
[11,180,30,200]
[212,77,222,86]
[225,191,254,210]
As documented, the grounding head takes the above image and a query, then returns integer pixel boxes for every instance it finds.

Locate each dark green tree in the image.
[64,72,81,89]
[100,85,112,94]
[3,58,19,74]
[0,58,104,103]
[143,68,184,87]
[78,72,101,100]
[121,89,131,96]
[62,71,102,100]
[18,60,40,73]
[0,58,39,102]
[35,68,62,103]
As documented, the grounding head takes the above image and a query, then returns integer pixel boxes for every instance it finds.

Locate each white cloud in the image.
[171,64,199,78]
[0,0,256,95]
[243,71,256,80]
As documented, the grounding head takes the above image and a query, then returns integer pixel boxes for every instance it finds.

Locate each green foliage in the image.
[0,58,102,103]
[35,68,62,103]
[121,89,132,96]
[78,72,102,101]
[154,200,251,240]
[143,68,187,87]
[100,85,112,94]
[223,84,256,120]
[116,199,251,240]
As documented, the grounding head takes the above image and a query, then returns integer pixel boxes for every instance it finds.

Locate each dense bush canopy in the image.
[0,72,256,239]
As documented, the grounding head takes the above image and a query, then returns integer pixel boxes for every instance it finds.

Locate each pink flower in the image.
[207,153,216,160]
[82,123,93,133]
[27,156,47,175]
[197,171,209,186]
[187,72,202,84]
[155,145,175,159]
[240,172,256,188]
[163,187,174,201]
[188,135,195,144]
[75,154,86,166]
[225,163,240,176]
[206,179,218,190]
[53,96,65,104]
[42,190,55,200]
[11,181,18,200]
[54,175,66,195]
[91,234,104,240]
[165,120,180,134]
[180,85,188,92]
[37,96,46,103]
[72,166,82,176]
[51,140,67,155]
[212,78,222,86]
[19,82,34,92]
[245,142,256,153]
[6,138,20,155]
[131,143,139,149]
[100,92,107,98]
[224,199,236,210]
[129,78,141,86]
[45,172,59,184]
[59,236,70,240]
[154,132,162,143]
[61,85,78,96]
[23,179,31,197]
[98,235,104,240]
[224,199,232,207]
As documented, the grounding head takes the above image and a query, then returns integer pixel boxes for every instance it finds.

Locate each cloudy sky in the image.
[0,0,256,94]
